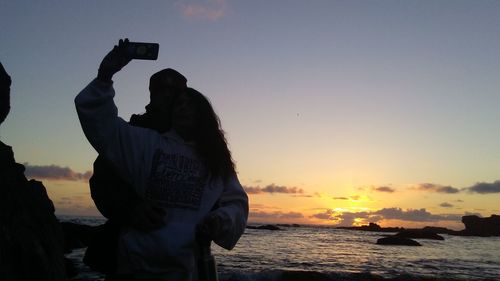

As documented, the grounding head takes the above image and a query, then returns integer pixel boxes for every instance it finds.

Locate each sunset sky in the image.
[1,0,500,230]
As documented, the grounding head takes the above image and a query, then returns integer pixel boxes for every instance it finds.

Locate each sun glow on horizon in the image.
[352,218,366,226]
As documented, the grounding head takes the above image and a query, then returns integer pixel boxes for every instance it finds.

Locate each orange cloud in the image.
[249,210,305,224]
[24,163,92,182]
[243,183,304,194]
[178,0,227,21]
[311,207,470,227]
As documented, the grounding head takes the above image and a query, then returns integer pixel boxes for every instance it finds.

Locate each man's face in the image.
[149,87,175,109]
[148,75,181,111]
[0,63,11,125]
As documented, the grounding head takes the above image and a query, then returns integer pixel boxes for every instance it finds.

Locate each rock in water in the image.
[257,224,282,230]
[462,215,500,237]
[395,229,445,240]
[61,222,96,252]
[376,236,422,246]
[246,224,283,231]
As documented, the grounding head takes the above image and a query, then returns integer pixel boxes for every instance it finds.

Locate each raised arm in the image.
[74,39,155,191]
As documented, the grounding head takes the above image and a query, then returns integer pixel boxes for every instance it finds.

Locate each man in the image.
[84,68,188,274]
[90,68,188,227]
[0,62,66,281]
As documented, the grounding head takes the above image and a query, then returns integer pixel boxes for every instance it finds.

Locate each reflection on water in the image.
[63,217,500,280]
[213,227,500,280]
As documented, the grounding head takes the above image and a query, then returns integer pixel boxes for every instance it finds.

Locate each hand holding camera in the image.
[97,39,159,82]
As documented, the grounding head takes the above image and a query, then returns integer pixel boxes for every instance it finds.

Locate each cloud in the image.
[56,195,85,206]
[439,202,454,208]
[373,186,395,193]
[24,164,92,181]
[335,211,379,226]
[292,194,314,198]
[466,181,500,194]
[243,186,263,194]
[310,209,379,226]
[311,207,463,225]
[250,211,304,220]
[178,0,227,21]
[249,204,283,211]
[311,209,336,220]
[243,184,303,194]
[414,183,460,194]
[332,195,363,200]
[373,208,461,222]
[262,184,303,194]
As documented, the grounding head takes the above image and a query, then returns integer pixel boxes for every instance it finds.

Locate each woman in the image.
[75,39,248,281]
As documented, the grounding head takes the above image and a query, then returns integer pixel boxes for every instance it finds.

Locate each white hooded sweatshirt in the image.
[75,79,248,280]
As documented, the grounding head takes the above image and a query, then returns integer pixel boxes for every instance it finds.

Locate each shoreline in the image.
[246,214,500,238]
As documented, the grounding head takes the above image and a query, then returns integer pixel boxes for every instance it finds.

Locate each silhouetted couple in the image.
[75,39,248,281]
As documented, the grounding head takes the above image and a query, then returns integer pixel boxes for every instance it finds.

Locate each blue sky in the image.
[1,0,500,227]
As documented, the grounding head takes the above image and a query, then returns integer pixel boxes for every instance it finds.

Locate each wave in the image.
[218,269,474,281]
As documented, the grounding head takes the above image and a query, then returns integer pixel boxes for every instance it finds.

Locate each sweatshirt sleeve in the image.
[211,174,249,250]
[74,79,156,192]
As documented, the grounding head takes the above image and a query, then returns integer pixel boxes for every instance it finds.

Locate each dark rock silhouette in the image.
[1,62,67,280]
[61,222,96,252]
[246,224,283,231]
[365,222,381,230]
[337,222,403,233]
[460,215,500,237]
[421,226,454,234]
[394,229,444,240]
[338,215,500,238]
[64,258,79,279]
[277,223,301,228]
[376,236,422,246]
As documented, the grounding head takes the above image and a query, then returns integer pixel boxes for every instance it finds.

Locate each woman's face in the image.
[149,86,176,111]
[171,93,197,139]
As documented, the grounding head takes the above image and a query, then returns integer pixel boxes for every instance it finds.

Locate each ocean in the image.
[62,217,500,281]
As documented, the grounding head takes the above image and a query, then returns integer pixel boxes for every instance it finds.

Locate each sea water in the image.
[62,217,500,281]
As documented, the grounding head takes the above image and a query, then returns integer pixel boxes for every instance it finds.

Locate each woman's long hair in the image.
[179,88,236,182]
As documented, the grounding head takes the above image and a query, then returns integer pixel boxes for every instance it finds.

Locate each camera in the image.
[127,42,159,60]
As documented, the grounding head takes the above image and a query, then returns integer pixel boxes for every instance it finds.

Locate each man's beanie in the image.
[149,68,187,92]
